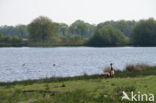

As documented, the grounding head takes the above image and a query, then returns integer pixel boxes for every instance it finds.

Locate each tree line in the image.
[0,16,156,47]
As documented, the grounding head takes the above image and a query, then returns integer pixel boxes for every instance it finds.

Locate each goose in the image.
[110,63,115,77]
[104,63,115,77]
[104,72,111,77]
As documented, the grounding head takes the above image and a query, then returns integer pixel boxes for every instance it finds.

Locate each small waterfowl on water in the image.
[22,64,25,66]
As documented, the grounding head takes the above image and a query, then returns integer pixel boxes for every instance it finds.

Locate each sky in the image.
[0,0,156,26]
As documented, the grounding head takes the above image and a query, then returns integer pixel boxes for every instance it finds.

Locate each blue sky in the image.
[0,0,156,26]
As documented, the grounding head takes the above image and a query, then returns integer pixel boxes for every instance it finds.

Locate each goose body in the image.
[104,63,115,77]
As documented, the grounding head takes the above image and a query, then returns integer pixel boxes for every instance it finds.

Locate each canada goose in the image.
[110,63,115,77]
[104,72,110,77]
[104,63,115,77]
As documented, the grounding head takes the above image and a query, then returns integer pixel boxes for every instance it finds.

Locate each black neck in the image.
[111,65,113,70]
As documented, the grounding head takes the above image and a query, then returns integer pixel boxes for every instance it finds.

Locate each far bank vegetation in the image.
[0,17,156,47]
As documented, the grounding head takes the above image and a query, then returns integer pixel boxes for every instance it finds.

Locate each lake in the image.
[0,47,156,82]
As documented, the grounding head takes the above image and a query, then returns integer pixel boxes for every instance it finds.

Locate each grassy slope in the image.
[0,75,156,103]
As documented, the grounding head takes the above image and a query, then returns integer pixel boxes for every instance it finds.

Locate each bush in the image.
[126,64,149,72]
[87,25,127,46]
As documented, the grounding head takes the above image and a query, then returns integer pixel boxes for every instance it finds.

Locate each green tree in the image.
[0,25,18,36]
[62,34,82,41]
[1,35,12,43]
[0,25,28,38]
[16,24,28,38]
[131,18,156,46]
[0,32,2,39]
[68,20,89,38]
[0,32,23,46]
[28,16,58,42]
[0,32,3,43]
[97,20,136,37]
[57,23,68,36]
[11,35,22,44]
[87,25,127,46]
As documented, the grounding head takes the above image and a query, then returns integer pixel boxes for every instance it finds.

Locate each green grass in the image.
[0,67,156,103]
[0,75,156,103]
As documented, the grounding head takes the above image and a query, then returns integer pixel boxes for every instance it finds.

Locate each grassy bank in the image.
[0,65,155,103]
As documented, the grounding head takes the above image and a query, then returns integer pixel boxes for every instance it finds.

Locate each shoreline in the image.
[0,46,156,48]
[0,65,155,85]
[0,64,155,103]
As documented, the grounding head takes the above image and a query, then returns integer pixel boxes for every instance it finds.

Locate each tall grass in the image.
[115,64,156,77]
[125,63,150,71]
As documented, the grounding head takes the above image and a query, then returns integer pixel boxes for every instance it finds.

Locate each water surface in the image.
[0,47,156,82]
